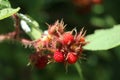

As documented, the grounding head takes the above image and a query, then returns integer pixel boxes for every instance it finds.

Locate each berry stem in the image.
[75,62,84,80]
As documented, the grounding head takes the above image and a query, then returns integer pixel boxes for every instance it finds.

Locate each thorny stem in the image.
[0,14,21,42]
[0,32,33,46]
[12,13,20,40]
[0,14,33,47]
[0,32,16,42]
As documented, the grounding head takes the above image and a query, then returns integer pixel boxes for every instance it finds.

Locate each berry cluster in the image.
[29,20,87,69]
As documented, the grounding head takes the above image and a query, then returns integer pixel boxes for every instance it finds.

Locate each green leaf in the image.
[83,25,120,50]
[0,7,20,20]
[18,13,42,40]
[0,0,11,9]
[28,26,42,40]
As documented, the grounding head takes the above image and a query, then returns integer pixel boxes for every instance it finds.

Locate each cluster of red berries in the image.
[29,20,87,69]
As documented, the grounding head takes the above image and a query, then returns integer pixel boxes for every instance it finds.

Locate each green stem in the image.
[75,62,84,80]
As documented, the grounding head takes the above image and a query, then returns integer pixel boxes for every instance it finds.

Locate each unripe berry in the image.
[80,36,85,42]
[53,51,64,62]
[67,52,78,64]
[48,20,64,35]
[61,32,74,45]
[29,53,38,64]
[35,56,48,69]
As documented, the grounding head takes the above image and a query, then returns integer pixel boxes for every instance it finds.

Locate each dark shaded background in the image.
[0,0,120,80]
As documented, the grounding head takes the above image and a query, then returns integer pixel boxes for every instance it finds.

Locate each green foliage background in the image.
[0,0,120,80]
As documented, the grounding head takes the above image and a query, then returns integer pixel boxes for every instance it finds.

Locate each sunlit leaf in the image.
[18,13,42,40]
[0,0,11,9]
[83,25,120,50]
[0,7,20,20]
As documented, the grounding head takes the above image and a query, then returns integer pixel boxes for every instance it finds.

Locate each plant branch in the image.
[12,13,20,40]
[0,31,33,48]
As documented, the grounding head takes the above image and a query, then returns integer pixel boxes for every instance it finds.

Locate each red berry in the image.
[61,32,74,45]
[67,52,78,64]
[35,56,48,69]
[53,51,64,62]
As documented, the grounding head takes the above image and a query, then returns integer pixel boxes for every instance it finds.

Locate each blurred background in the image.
[0,0,120,80]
